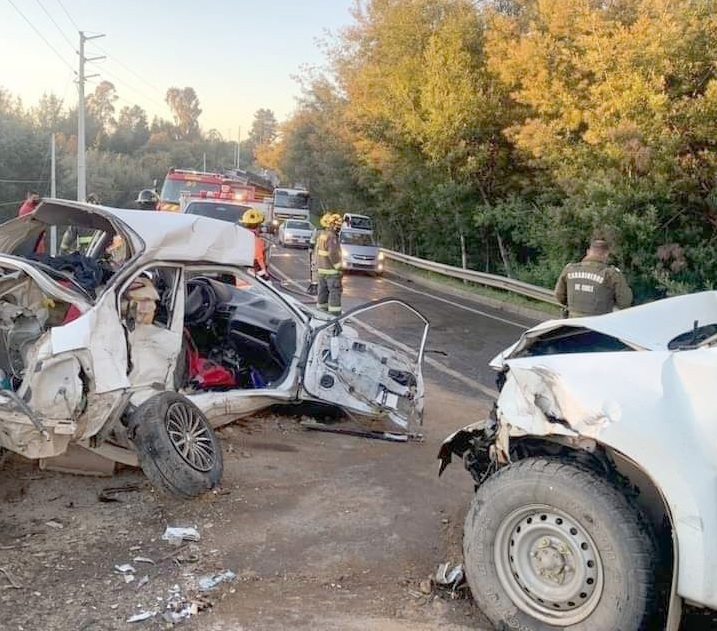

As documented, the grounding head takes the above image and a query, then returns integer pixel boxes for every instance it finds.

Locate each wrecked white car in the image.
[0,199,427,498]
[439,292,717,631]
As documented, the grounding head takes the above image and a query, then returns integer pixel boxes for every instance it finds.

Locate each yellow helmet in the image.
[327,212,342,229]
[320,213,332,228]
[241,208,264,227]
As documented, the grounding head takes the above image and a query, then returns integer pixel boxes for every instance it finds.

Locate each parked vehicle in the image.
[157,168,258,212]
[270,187,311,224]
[277,220,314,248]
[340,228,384,275]
[0,199,428,499]
[438,292,717,630]
[181,191,273,272]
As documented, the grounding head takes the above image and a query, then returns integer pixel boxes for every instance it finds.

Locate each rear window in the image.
[344,215,373,230]
[285,221,312,230]
[184,202,251,224]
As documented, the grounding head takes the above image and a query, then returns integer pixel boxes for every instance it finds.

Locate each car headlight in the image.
[378,252,384,261]
[341,248,349,258]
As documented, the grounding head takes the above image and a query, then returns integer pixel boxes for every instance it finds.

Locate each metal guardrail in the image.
[382,249,561,306]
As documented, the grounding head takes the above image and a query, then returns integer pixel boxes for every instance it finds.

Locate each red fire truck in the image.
[157,168,260,212]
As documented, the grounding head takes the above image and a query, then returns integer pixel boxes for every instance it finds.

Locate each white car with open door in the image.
[0,199,428,498]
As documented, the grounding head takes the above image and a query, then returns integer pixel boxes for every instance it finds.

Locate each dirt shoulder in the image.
[0,382,493,631]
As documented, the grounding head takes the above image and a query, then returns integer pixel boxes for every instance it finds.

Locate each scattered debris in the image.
[434,562,463,586]
[0,566,21,589]
[44,520,64,530]
[98,484,141,503]
[430,562,467,599]
[299,419,423,443]
[198,569,236,591]
[114,564,136,574]
[126,611,156,623]
[136,575,149,589]
[132,556,155,565]
[114,564,136,584]
[162,526,200,546]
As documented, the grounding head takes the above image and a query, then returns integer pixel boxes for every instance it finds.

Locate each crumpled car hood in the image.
[493,290,717,367]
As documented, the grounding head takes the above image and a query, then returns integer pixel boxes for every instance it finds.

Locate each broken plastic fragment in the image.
[114,564,136,574]
[126,611,156,623]
[434,562,464,586]
[198,569,236,591]
[162,526,200,546]
[133,556,155,565]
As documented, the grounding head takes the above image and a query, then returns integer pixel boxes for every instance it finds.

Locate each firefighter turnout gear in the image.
[555,244,632,318]
[316,223,342,315]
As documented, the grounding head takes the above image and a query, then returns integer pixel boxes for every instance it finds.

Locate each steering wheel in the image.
[184,277,218,326]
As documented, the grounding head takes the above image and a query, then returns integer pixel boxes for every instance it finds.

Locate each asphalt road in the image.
[268,243,543,400]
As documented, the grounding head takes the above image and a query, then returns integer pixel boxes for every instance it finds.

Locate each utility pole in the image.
[236,127,241,169]
[77,31,105,202]
[50,133,57,255]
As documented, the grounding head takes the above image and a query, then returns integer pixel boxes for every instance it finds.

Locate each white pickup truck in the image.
[439,290,717,630]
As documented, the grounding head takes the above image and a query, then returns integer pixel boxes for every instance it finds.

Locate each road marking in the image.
[382,277,530,329]
[272,266,499,399]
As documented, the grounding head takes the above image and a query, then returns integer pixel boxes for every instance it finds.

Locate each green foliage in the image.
[271,0,717,301]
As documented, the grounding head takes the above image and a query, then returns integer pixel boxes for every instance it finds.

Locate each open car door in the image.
[301,299,428,431]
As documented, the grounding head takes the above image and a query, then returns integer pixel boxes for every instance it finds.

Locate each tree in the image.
[165,87,202,140]
[86,81,117,147]
[108,105,150,154]
[248,109,278,146]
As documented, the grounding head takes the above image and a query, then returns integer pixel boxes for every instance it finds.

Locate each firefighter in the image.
[316,212,343,315]
[241,208,269,279]
[308,213,331,295]
[135,189,158,210]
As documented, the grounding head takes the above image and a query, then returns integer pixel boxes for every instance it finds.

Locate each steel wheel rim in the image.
[165,402,216,472]
[494,503,604,626]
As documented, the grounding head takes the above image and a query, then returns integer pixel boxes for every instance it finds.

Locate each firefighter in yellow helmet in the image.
[241,208,269,279]
[316,212,343,315]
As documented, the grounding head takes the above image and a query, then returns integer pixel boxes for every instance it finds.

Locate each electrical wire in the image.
[0,178,47,183]
[54,0,78,31]
[35,0,76,54]
[6,0,76,74]
[87,62,170,114]
[92,42,165,99]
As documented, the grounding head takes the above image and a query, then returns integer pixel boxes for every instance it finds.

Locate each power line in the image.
[35,0,76,54]
[88,61,170,114]
[54,0,78,31]
[92,42,166,99]
[7,0,76,74]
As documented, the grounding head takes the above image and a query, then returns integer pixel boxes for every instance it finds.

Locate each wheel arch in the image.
[504,435,679,629]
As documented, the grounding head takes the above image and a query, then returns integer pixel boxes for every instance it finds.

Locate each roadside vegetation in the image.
[2,0,717,301]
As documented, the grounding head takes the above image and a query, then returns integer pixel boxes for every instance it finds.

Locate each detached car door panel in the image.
[301,300,428,430]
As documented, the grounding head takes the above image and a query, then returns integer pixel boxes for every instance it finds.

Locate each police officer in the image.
[555,239,632,318]
[316,212,343,315]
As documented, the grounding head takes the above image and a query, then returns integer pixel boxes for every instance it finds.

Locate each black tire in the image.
[464,458,656,631]
[128,392,223,499]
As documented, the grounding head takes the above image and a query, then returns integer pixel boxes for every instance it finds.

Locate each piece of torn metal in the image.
[299,419,423,442]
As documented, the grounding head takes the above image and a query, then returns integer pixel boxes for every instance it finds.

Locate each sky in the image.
[1,0,356,139]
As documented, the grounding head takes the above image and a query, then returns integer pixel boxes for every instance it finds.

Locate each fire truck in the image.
[157,168,265,212]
